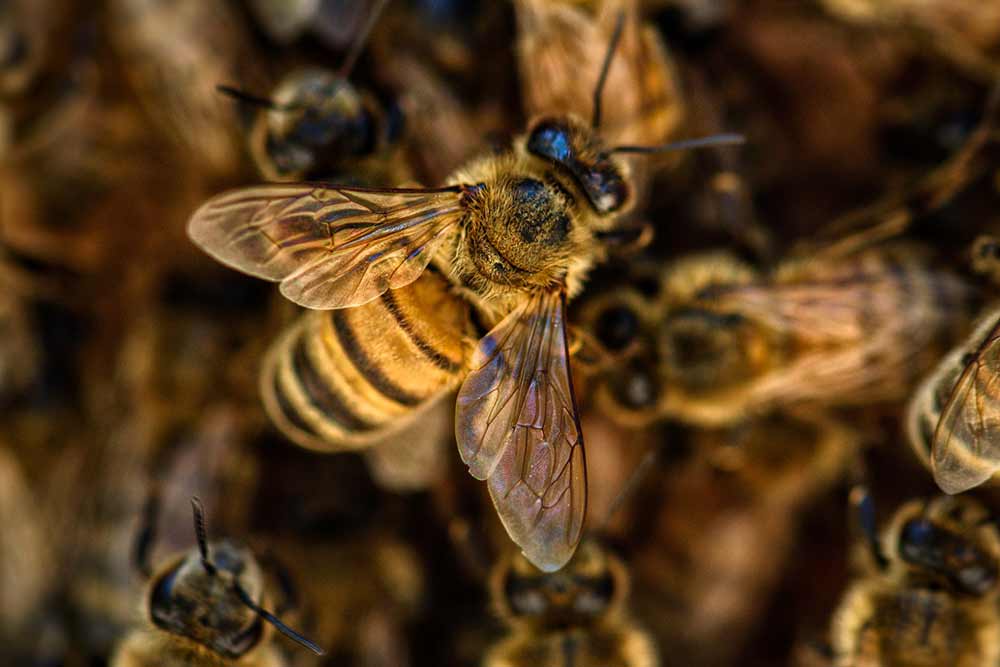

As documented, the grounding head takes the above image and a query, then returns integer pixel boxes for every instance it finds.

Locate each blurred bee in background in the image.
[188,12,742,571]
[906,235,1000,495]
[631,412,857,667]
[223,1,407,184]
[112,498,323,667]
[815,489,1000,666]
[486,539,657,667]
[655,244,969,426]
[106,0,261,179]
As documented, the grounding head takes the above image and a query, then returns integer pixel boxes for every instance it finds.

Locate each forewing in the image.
[456,291,586,572]
[932,326,1000,494]
[187,184,464,308]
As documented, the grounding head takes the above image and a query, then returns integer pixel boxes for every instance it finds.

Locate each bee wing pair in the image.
[188,184,585,571]
[931,317,1000,494]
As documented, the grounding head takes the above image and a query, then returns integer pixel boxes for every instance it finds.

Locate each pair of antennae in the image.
[190,498,325,656]
[590,11,746,156]
[217,0,389,112]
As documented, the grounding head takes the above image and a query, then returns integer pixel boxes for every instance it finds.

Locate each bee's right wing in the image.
[456,290,586,573]
[187,184,466,309]
[932,318,1000,494]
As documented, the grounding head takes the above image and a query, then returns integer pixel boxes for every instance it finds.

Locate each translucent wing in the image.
[456,291,586,572]
[187,184,465,309]
[932,318,1000,494]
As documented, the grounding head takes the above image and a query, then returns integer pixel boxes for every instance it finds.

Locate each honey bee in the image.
[112,498,323,667]
[825,490,1000,666]
[487,539,657,667]
[656,244,969,426]
[224,1,404,184]
[188,21,742,570]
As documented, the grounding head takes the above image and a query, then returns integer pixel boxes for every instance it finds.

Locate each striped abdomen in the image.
[261,270,472,452]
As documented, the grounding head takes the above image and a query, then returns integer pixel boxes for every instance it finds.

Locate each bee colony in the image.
[4,0,1000,665]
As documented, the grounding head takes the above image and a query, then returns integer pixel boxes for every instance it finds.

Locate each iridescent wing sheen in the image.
[932,318,1000,494]
[456,291,586,572]
[187,184,465,309]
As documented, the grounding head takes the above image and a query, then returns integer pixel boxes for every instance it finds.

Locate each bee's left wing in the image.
[456,291,586,572]
[187,184,465,309]
[932,318,1000,494]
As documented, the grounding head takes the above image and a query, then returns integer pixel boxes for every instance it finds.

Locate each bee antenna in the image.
[608,133,746,155]
[190,497,217,576]
[850,485,889,570]
[233,581,326,656]
[336,0,390,80]
[591,10,625,131]
[216,85,298,113]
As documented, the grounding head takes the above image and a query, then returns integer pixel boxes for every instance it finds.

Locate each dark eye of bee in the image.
[526,118,628,214]
[595,305,639,351]
[899,519,998,596]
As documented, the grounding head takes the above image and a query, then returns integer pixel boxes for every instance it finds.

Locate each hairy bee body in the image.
[829,496,1000,667]
[262,269,472,451]
[487,540,658,667]
[658,246,970,425]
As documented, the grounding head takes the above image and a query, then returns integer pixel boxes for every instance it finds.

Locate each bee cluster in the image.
[5,0,1000,665]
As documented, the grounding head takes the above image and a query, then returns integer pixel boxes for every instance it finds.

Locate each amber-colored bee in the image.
[487,539,657,667]
[111,498,323,667]
[188,18,741,570]
[656,244,969,426]
[823,490,1000,666]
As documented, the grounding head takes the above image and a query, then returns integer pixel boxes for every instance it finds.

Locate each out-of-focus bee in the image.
[632,411,857,666]
[112,498,323,667]
[656,244,969,426]
[234,67,405,184]
[187,19,742,570]
[106,0,259,178]
[905,233,1000,495]
[821,490,1000,666]
[819,0,1000,82]
[225,1,406,184]
[487,539,657,667]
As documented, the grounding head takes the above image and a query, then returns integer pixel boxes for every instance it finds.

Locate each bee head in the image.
[149,540,266,658]
[146,498,324,658]
[889,497,1000,597]
[257,68,375,179]
[526,116,631,216]
[493,541,625,629]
